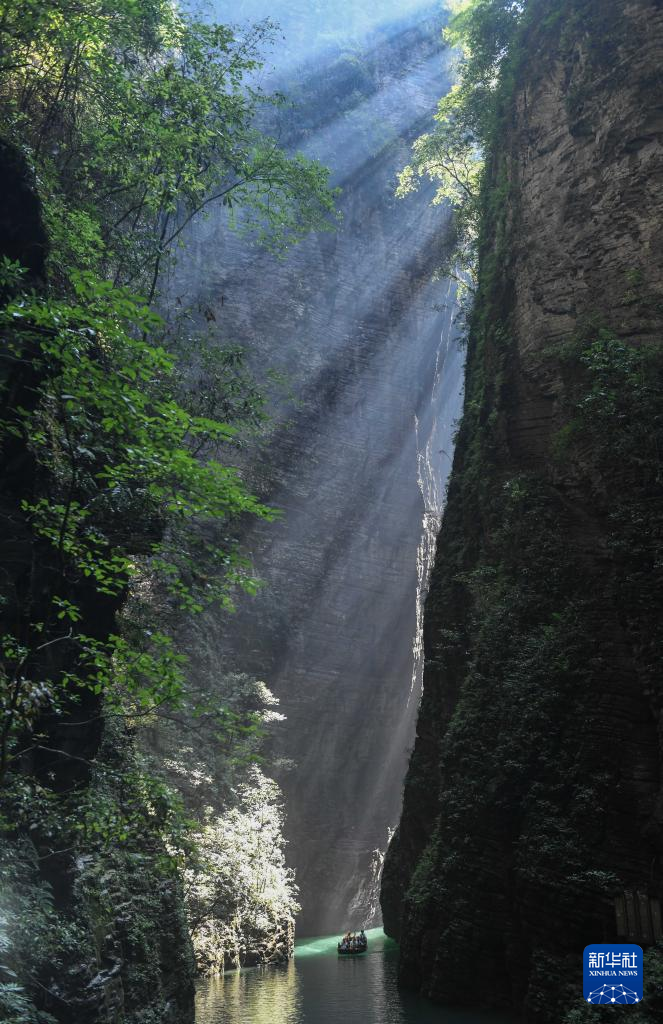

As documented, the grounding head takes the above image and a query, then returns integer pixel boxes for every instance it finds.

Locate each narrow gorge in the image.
[0,2,662,1024]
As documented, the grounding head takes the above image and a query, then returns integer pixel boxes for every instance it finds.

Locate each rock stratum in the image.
[382,1,663,1020]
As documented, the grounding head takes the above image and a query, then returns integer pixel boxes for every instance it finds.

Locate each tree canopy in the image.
[0,0,337,292]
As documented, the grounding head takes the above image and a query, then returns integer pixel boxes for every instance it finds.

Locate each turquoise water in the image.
[195,928,517,1024]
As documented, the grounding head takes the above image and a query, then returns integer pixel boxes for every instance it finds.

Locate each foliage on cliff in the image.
[396,0,525,281]
[151,669,299,974]
[0,0,336,290]
[0,1,335,1018]
[184,767,298,974]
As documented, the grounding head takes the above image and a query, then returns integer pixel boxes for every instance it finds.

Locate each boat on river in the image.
[337,933,368,955]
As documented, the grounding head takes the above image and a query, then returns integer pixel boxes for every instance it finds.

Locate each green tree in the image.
[184,768,298,974]
[397,0,526,283]
[0,0,338,1011]
[0,0,337,785]
[0,0,337,295]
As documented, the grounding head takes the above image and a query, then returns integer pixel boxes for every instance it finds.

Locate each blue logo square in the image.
[584,944,643,1004]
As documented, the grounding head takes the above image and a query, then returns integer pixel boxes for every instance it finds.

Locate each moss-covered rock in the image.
[382,2,663,1019]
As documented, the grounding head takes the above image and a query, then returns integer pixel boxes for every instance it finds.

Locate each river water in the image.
[195,929,517,1024]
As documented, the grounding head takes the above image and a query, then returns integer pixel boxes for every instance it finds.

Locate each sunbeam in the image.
[168,1,465,935]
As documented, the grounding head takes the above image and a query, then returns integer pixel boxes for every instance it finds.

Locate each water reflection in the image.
[195,930,517,1024]
[196,961,302,1024]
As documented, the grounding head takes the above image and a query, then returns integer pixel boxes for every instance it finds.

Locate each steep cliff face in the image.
[171,6,466,937]
[382,1,663,1020]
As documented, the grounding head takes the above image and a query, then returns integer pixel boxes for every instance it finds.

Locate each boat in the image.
[337,934,368,955]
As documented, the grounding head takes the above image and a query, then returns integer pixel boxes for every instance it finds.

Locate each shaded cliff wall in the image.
[382,1,663,1019]
[169,5,466,935]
